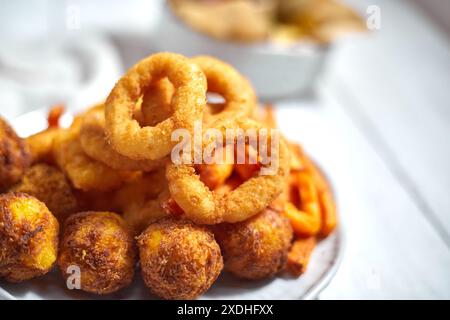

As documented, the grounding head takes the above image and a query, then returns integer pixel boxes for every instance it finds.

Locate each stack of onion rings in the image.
[0,52,338,297]
[136,55,257,132]
[191,56,257,127]
[105,53,207,160]
[166,118,289,225]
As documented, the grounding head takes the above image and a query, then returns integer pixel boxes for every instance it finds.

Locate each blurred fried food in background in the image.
[170,0,366,44]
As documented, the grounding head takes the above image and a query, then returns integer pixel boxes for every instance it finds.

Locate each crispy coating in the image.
[0,117,31,191]
[53,126,128,191]
[105,52,207,160]
[0,193,59,282]
[10,164,78,223]
[58,211,136,295]
[80,109,167,171]
[213,208,293,280]
[26,128,61,164]
[137,218,223,300]
[166,118,290,224]
[191,56,257,127]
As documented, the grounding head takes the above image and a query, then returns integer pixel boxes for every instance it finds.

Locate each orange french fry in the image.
[47,104,65,128]
[283,171,321,237]
[319,190,337,237]
[286,237,317,277]
[195,145,235,190]
[196,162,234,190]
[305,158,338,237]
[284,203,321,237]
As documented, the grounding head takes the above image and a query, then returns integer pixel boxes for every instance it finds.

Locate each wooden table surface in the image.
[276,0,450,299]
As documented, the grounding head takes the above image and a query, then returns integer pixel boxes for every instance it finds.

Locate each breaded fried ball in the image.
[0,117,31,191]
[58,211,136,295]
[137,218,223,300]
[0,193,59,282]
[213,208,293,280]
[11,164,78,223]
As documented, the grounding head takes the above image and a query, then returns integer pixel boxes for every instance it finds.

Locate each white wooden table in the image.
[292,0,450,299]
[1,0,449,299]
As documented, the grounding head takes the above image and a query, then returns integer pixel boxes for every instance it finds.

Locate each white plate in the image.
[0,109,344,300]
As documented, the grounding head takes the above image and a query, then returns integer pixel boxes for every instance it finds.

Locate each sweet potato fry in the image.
[283,171,321,237]
[286,237,317,277]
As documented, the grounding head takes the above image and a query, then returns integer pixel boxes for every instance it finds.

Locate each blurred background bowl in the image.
[153,3,331,100]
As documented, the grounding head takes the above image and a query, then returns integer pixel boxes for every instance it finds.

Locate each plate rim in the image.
[1,109,344,300]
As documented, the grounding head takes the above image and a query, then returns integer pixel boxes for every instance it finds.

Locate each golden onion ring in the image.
[105,52,207,160]
[166,118,289,224]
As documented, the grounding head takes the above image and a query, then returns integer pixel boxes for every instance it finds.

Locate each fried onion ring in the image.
[140,78,175,127]
[105,52,207,160]
[138,57,256,128]
[80,109,166,172]
[191,56,257,127]
[166,118,289,224]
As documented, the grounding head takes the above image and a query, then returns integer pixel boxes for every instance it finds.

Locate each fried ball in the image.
[137,218,223,300]
[10,164,78,223]
[0,117,31,191]
[58,212,137,295]
[0,193,59,282]
[213,208,293,280]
